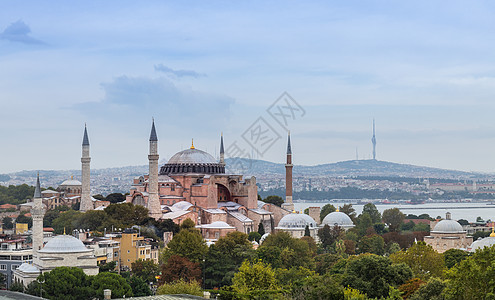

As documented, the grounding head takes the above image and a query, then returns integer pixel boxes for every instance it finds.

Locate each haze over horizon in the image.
[2,1,495,173]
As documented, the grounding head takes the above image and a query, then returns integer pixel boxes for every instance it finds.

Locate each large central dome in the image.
[160,147,225,175]
[168,148,217,164]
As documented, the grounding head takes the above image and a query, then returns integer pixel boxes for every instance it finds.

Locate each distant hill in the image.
[1,158,488,196]
[225,158,483,179]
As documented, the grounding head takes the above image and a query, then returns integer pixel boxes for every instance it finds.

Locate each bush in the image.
[156,279,202,296]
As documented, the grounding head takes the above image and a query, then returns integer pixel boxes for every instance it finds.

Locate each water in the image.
[293,201,495,222]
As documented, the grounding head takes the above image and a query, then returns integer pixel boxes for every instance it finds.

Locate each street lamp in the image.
[39,278,45,298]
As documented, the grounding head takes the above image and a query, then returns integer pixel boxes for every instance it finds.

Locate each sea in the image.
[293,201,495,222]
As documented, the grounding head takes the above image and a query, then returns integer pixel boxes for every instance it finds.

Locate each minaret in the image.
[80,124,93,212]
[372,119,377,160]
[148,119,161,220]
[282,132,294,211]
[32,173,45,252]
[219,133,225,168]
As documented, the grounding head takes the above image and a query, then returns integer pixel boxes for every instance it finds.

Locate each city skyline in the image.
[2,1,495,173]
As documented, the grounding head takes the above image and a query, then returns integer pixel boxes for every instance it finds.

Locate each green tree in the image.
[74,210,108,231]
[90,272,133,299]
[131,259,159,283]
[127,276,151,297]
[383,208,405,232]
[340,204,357,223]
[390,242,444,280]
[443,248,469,269]
[179,218,195,231]
[263,195,284,207]
[2,216,13,229]
[320,204,336,222]
[105,193,126,203]
[356,213,373,236]
[104,203,149,227]
[37,267,93,300]
[99,261,117,273]
[409,277,446,300]
[304,225,310,237]
[161,228,208,263]
[231,260,279,295]
[259,231,314,269]
[52,210,82,234]
[413,223,430,232]
[16,213,33,228]
[341,254,412,299]
[204,231,255,289]
[358,234,385,255]
[363,203,382,223]
[444,245,495,299]
[318,224,332,248]
[387,242,401,255]
[248,231,261,242]
[314,253,341,275]
[257,222,265,236]
[292,274,344,300]
[160,255,201,284]
[156,279,202,296]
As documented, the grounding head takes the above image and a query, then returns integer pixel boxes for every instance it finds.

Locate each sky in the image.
[1,1,495,173]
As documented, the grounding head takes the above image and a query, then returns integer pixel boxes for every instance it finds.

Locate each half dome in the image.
[39,235,92,253]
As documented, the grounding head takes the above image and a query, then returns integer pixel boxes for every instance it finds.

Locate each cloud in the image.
[154,64,206,78]
[73,75,234,130]
[0,20,45,45]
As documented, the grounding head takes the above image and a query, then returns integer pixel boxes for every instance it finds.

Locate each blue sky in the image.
[1,1,495,173]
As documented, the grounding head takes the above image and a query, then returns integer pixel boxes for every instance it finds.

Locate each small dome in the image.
[277,213,317,229]
[39,235,92,253]
[322,211,354,228]
[198,221,235,229]
[16,263,40,273]
[469,236,495,252]
[168,148,217,164]
[432,219,464,233]
[171,201,193,211]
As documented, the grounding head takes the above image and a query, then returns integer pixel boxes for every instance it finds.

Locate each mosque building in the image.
[13,174,98,287]
[126,120,290,240]
[424,212,472,253]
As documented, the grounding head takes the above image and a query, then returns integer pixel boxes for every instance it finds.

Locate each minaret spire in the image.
[80,124,93,212]
[148,119,161,219]
[372,119,376,161]
[32,172,45,254]
[219,133,225,169]
[282,131,294,211]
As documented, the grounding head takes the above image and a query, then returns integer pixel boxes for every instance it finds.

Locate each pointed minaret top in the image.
[34,172,42,199]
[220,133,224,154]
[190,138,195,149]
[82,124,90,146]
[149,119,158,142]
[287,131,292,155]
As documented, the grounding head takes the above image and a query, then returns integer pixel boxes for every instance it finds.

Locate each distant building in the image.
[0,238,32,289]
[118,229,159,270]
[424,212,472,253]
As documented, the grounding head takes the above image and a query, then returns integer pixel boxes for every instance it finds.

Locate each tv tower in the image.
[372,119,376,160]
